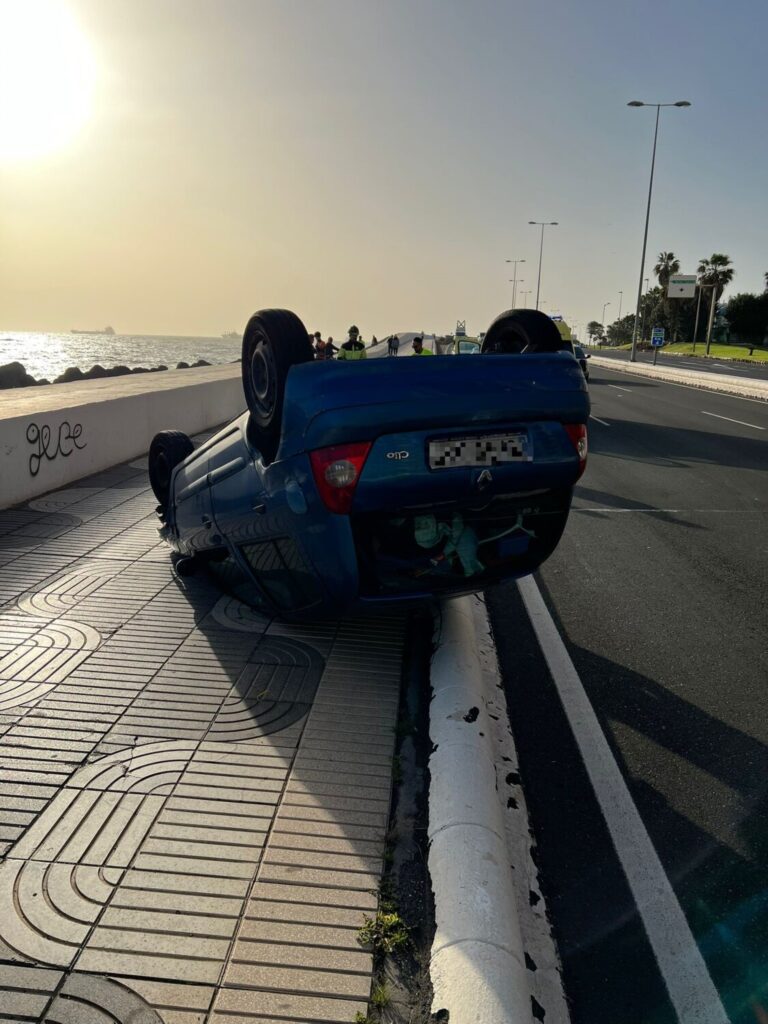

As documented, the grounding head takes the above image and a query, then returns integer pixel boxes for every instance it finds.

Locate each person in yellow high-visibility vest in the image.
[412,336,434,356]
[337,325,367,360]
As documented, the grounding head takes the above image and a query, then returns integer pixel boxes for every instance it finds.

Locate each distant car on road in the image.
[573,344,591,381]
[454,338,481,355]
[149,308,589,618]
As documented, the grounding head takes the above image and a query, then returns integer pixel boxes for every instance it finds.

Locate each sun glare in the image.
[0,0,95,161]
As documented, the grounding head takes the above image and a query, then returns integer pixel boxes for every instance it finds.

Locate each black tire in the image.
[148,430,194,506]
[241,308,314,463]
[481,309,570,355]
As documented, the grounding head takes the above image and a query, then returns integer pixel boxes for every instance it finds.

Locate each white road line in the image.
[573,507,743,513]
[517,575,729,1024]
[589,414,610,426]
[599,371,768,405]
[607,384,632,393]
[701,411,765,431]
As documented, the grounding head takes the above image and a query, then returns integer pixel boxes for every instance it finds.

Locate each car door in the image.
[172,447,215,554]
[208,419,269,548]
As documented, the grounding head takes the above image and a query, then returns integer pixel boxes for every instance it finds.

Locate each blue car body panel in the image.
[279,353,587,456]
[159,353,589,617]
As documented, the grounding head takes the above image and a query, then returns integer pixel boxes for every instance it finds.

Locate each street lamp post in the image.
[509,280,525,307]
[602,301,611,324]
[520,289,532,306]
[528,221,558,310]
[638,277,650,341]
[627,99,691,362]
[618,290,623,321]
[505,259,526,309]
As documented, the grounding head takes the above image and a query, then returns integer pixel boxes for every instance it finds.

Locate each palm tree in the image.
[653,252,681,340]
[654,251,680,292]
[697,254,734,301]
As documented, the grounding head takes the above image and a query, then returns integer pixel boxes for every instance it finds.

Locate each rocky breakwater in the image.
[0,359,214,390]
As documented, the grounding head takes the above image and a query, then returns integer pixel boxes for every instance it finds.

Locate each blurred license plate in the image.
[429,433,531,469]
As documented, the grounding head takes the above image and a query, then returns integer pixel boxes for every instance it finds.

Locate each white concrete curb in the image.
[590,355,768,401]
[428,596,533,1024]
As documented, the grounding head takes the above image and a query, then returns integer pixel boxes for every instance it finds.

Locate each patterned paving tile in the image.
[0,444,405,1022]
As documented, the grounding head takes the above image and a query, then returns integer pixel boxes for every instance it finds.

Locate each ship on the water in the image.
[71,326,116,335]
[222,330,240,340]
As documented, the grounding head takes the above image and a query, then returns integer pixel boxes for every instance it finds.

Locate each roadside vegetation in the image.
[585,340,768,363]
[586,254,768,358]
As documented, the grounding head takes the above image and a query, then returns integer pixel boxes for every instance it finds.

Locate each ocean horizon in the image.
[0,332,242,382]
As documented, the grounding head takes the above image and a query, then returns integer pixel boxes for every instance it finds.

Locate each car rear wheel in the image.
[242,308,314,463]
[481,309,570,355]
[148,430,194,506]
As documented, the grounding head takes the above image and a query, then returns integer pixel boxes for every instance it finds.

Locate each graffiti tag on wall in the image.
[26,421,87,477]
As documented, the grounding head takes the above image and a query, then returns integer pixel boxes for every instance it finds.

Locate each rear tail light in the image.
[310,441,372,514]
[564,423,588,478]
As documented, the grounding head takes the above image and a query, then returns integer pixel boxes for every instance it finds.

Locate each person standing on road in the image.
[337,325,367,361]
[313,332,326,360]
[388,334,400,356]
[324,336,338,359]
[412,336,434,356]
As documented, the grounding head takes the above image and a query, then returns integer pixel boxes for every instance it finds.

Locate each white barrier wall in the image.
[0,365,244,509]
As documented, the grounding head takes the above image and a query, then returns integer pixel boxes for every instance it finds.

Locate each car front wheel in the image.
[148,430,194,506]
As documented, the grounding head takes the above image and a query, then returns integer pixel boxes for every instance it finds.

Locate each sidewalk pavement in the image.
[0,438,405,1023]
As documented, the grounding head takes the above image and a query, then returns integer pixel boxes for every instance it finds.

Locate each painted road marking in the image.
[607,384,632,393]
[517,574,729,1024]
[600,372,768,405]
[574,507,744,513]
[701,411,765,431]
[590,415,611,427]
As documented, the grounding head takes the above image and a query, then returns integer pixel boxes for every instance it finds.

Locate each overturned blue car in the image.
[149,308,589,617]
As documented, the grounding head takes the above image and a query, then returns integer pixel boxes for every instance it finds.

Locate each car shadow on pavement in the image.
[587,418,768,475]
[572,485,706,530]
[489,579,768,1024]
[163,569,405,1018]
[544,629,768,1023]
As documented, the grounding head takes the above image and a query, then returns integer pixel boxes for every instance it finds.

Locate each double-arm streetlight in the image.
[509,279,525,306]
[627,99,691,361]
[528,221,558,310]
[505,259,526,308]
[520,289,532,306]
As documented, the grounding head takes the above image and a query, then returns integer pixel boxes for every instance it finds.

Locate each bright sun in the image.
[0,0,95,161]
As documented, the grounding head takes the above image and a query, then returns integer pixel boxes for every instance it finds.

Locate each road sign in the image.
[651,327,665,347]
[668,274,697,299]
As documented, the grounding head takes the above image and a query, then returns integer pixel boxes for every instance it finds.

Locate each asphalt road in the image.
[488,365,768,1024]
[592,345,768,381]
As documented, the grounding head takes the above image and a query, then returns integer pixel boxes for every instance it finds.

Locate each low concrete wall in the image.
[0,365,244,509]
[590,356,768,401]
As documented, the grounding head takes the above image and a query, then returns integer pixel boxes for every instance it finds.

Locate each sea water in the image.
[0,332,241,382]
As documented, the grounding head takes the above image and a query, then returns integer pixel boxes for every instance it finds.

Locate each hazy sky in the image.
[1,0,766,339]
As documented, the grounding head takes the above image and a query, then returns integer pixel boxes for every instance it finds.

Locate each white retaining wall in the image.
[0,365,244,509]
